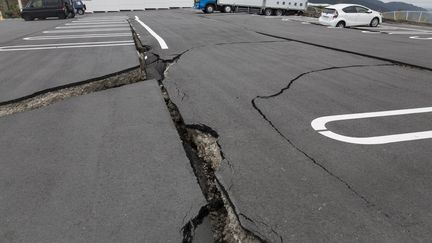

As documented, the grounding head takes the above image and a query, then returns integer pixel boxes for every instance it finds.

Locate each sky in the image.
[381,0,432,9]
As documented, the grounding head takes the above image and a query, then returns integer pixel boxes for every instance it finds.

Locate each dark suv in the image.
[21,0,75,21]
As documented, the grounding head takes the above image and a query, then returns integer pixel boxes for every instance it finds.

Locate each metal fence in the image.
[382,11,432,24]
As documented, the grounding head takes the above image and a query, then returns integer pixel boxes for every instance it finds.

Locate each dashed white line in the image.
[134,16,168,50]
[311,107,432,145]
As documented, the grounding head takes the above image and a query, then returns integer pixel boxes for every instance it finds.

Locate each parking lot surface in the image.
[0,15,138,102]
[1,9,432,242]
[131,10,432,242]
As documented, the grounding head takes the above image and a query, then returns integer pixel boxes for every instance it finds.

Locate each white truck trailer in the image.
[195,0,308,15]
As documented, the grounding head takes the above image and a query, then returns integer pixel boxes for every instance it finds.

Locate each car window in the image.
[322,8,336,14]
[31,0,43,7]
[44,0,59,6]
[342,6,357,13]
[355,6,369,13]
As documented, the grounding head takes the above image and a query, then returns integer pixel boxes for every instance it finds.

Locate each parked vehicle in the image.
[73,0,86,15]
[194,0,308,16]
[319,4,382,28]
[21,0,75,21]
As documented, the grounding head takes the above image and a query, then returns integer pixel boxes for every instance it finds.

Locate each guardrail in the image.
[382,11,432,24]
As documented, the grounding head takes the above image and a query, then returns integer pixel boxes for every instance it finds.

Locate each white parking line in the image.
[410,36,432,40]
[361,30,381,34]
[56,25,128,29]
[134,16,168,49]
[78,17,127,20]
[72,20,128,23]
[388,31,432,35]
[66,22,127,25]
[43,28,130,34]
[0,40,134,51]
[311,107,432,145]
[24,33,132,40]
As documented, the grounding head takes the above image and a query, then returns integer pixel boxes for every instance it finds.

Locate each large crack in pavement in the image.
[0,66,143,118]
[253,31,432,72]
[129,21,265,243]
[197,14,432,72]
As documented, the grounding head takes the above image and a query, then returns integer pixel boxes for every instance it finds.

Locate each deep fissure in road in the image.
[0,66,143,118]
[130,22,264,243]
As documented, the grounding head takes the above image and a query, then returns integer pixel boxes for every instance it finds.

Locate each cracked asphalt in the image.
[132,10,432,242]
[1,9,432,242]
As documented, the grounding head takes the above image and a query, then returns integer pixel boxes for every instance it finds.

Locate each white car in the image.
[319,4,382,28]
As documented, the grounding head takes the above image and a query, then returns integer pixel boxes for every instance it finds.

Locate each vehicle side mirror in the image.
[367,10,372,13]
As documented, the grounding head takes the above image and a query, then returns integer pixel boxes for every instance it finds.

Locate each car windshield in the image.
[322,8,336,14]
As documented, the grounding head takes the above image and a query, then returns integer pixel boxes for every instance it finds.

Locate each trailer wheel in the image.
[223,5,232,13]
[275,9,283,16]
[264,8,273,16]
[205,4,215,14]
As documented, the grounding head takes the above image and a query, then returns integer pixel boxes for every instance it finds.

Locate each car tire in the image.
[77,9,85,15]
[370,17,379,27]
[275,9,283,16]
[205,4,214,14]
[58,12,67,19]
[223,5,232,13]
[23,16,34,21]
[264,8,273,16]
[336,21,346,28]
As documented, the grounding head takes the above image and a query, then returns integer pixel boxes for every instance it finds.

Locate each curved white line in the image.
[311,107,432,145]
[134,16,168,50]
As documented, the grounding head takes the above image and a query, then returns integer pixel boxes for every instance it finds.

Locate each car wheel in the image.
[223,5,232,13]
[205,5,214,14]
[370,17,379,27]
[77,9,84,15]
[23,16,34,21]
[264,8,273,16]
[58,12,67,19]
[336,21,346,28]
[275,9,283,16]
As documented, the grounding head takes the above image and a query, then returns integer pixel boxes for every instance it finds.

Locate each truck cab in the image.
[194,0,217,13]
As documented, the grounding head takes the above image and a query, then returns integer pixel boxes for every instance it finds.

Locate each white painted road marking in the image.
[388,31,432,35]
[134,16,168,50]
[0,40,134,51]
[24,33,132,40]
[72,20,128,23]
[66,22,127,25]
[43,28,130,34]
[56,25,128,29]
[410,36,432,40]
[311,107,432,145]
